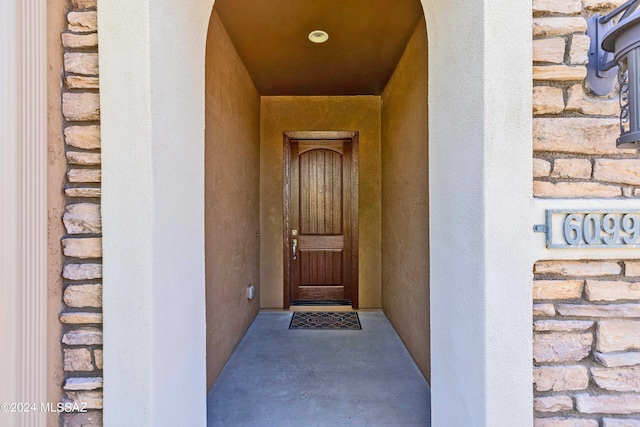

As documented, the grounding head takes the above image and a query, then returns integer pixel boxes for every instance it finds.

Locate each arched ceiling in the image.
[213,0,424,96]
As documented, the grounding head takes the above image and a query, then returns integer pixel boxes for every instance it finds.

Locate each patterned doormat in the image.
[289,311,361,330]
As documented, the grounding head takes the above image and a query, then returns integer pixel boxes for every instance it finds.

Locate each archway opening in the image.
[99,0,534,423]
[204,0,430,395]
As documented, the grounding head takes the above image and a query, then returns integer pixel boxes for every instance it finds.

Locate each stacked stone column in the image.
[534,0,640,425]
[59,0,103,425]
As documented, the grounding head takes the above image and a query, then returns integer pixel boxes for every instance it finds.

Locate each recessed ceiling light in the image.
[308,30,329,44]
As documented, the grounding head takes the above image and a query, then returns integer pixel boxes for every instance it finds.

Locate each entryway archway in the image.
[203,0,431,389]
[99,0,533,425]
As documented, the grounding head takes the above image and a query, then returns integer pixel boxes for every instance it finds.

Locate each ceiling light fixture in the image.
[308,30,329,44]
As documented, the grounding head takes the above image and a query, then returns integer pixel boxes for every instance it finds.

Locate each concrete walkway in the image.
[207,310,431,426]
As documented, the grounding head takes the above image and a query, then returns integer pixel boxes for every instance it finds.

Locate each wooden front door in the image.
[284,131,358,308]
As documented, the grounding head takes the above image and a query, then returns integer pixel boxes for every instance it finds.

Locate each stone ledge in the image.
[71,0,97,10]
[60,312,103,324]
[534,396,574,413]
[626,261,640,277]
[534,320,593,332]
[534,304,557,317]
[62,327,103,346]
[598,320,640,352]
[557,303,640,318]
[65,187,102,198]
[534,279,584,299]
[66,151,101,166]
[533,0,581,15]
[64,377,103,391]
[534,418,598,427]
[586,280,640,301]
[65,125,100,149]
[65,76,100,89]
[551,159,592,180]
[64,284,102,308]
[61,32,98,49]
[583,0,628,12]
[576,393,640,414]
[533,17,588,37]
[569,35,590,65]
[591,366,640,392]
[64,391,103,410]
[533,365,589,391]
[534,260,622,276]
[67,11,97,33]
[62,93,100,122]
[63,203,101,234]
[61,411,103,427]
[67,169,102,184]
[62,237,102,259]
[595,159,640,186]
[534,158,552,177]
[533,39,566,64]
[595,351,640,368]
[533,65,587,81]
[63,348,93,372]
[64,52,98,75]
[533,331,592,363]
[534,179,621,197]
[533,118,620,155]
[63,263,102,281]
[566,84,619,116]
[533,86,565,115]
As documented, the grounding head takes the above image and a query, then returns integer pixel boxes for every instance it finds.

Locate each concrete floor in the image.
[207,310,431,426]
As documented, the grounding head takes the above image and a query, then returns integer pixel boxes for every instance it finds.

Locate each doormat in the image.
[289,311,361,330]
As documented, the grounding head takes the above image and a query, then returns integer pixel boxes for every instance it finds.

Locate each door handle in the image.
[292,238,297,260]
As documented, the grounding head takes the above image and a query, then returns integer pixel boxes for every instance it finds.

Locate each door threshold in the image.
[291,299,351,306]
[288,305,355,312]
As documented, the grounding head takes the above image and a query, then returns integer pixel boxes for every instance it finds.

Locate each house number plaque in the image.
[537,210,640,249]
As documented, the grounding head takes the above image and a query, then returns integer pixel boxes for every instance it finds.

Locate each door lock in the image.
[292,238,297,260]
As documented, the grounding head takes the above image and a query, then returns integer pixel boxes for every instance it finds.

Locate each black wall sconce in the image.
[587,0,640,149]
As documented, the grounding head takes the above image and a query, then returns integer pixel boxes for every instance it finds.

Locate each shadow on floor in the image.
[207,310,431,426]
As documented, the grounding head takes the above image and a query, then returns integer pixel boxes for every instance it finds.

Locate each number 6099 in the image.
[563,213,640,246]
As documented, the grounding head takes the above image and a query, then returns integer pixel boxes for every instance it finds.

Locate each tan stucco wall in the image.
[260,96,382,308]
[205,10,261,388]
[47,0,67,422]
[381,19,430,381]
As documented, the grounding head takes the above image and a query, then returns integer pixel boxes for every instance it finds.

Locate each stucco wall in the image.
[47,0,67,423]
[381,18,430,381]
[260,96,382,308]
[205,10,261,388]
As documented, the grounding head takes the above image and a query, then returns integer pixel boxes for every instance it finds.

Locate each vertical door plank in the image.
[309,151,317,234]
[342,142,351,297]
[318,251,326,285]
[300,153,309,234]
[332,153,342,234]
[317,151,326,234]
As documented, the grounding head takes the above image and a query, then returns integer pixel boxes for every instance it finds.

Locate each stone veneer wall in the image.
[58,0,103,425]
[533,0,640,425]
[534,260,640,426]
